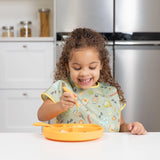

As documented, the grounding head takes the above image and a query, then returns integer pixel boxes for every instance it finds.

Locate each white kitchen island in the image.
[0,132,159,160]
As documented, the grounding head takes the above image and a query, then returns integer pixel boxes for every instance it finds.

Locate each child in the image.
[38,28,147,135]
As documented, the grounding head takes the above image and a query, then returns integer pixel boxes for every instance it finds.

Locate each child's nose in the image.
[79,68,89,76]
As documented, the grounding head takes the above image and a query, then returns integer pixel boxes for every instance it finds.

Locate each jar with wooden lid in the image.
[20,21,32,37]
[39,8,50,37]
[2,26,14,37]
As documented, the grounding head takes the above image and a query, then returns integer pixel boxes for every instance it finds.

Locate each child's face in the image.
[68,47,102,89]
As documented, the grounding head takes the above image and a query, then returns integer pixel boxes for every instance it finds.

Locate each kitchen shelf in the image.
[0,37,55,42]
[0,0,54,38]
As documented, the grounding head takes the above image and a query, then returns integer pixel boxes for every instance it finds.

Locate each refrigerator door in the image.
[56,0,113,32]
[115,0,160,32]
[115,45,160,131]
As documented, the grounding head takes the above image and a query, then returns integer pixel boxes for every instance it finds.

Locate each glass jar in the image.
[20,21,32,37]
[39,8,50,37]
[2,26,14,37]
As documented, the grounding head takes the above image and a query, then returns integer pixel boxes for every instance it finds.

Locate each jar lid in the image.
[39,8,50,12]
[2,26,14,30]
[20,21,32,25]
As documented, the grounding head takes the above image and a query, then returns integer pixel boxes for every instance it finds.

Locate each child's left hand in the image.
[128,122,147,135]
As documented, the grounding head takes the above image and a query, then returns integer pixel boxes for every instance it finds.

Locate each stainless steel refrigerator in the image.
[115,0,160,131]
[55,0,160,131]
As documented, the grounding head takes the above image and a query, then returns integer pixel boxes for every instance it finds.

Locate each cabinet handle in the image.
[23,93,28,96]
[23,45,27,48]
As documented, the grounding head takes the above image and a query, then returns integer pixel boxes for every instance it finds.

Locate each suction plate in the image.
[42,124,104,142]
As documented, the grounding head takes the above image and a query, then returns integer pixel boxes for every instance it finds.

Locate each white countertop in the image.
[0,132,159,160]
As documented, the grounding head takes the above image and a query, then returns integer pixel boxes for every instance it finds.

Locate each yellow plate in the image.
[42,123,104,142]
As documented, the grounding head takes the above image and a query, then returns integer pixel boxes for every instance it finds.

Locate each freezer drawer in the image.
[115,0,160,32]
[115,45,160,131]
[56,0,113,32]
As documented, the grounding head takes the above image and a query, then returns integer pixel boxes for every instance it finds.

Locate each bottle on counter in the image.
[39,8,50,37]
[20,21,32,37]
[2,26,14,37]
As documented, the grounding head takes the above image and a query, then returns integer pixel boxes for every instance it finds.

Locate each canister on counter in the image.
[20,21,32,37]
[39,8,50,37]
[2,26,14,37]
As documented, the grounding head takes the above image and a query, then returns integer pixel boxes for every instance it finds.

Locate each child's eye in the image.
[74,67,81,70]
[89,67,96,70]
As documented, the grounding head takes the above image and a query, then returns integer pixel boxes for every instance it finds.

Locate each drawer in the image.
[0,89,44,132]
[0,42,55,89]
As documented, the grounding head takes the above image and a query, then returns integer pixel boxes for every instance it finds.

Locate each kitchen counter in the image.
[0,132,159,160]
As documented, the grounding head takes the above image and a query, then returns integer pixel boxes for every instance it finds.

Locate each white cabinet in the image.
[0,42,55,132]
[0,42,54,89]
[0,90,44,132]
[0,0,55,132]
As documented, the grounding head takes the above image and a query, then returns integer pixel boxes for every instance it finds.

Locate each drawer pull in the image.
[23,93,28,96]
[23,45,27,48]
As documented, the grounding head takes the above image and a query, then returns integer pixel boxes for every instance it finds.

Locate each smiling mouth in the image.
[78,78,92,85]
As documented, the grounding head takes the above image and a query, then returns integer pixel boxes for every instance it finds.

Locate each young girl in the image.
[38,28,147,135]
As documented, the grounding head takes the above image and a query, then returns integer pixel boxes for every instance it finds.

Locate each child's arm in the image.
[120,114,147,135]
[37,92,77,121]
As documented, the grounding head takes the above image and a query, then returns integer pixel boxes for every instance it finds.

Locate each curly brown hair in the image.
[55,28,126,103]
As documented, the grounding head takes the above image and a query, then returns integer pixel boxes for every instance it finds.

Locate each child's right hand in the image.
[60,92,77,111]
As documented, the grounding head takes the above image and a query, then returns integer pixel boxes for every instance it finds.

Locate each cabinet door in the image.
[0,90,44,132]
[0,42,54,89]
